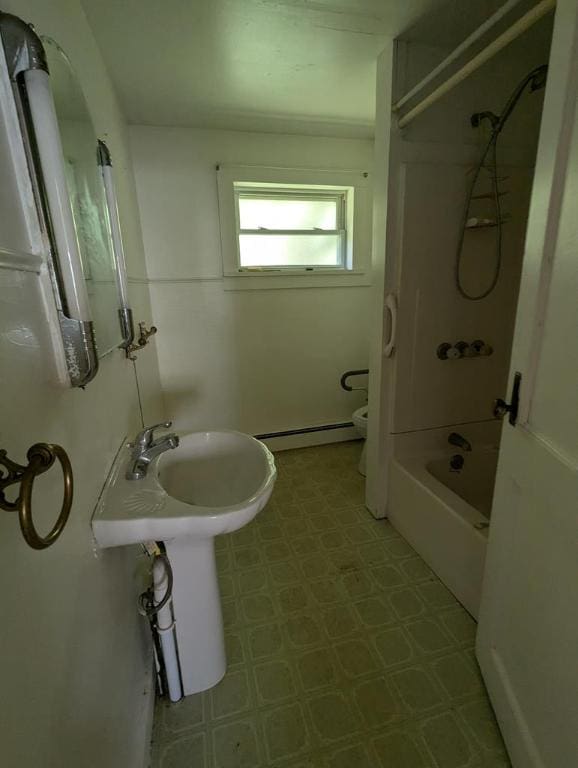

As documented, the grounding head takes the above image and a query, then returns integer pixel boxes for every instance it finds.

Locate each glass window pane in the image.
[238,197,337,230]
[239,234,341,267]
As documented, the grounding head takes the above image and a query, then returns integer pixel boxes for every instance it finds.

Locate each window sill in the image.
[222,270,372,291]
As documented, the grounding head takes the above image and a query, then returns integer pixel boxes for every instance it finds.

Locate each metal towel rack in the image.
[0,443,73,549]
[340,369,369,392]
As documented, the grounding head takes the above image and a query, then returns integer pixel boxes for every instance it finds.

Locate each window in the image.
[235,186,348,270]
[217,165,371,288]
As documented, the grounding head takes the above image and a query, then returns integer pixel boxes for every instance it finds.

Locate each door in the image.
[477,2,578,766]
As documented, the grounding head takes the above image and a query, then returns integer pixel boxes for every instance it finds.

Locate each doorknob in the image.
[493,372,521,426]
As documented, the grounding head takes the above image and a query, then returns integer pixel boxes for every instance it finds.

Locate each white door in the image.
[477,2,578,766]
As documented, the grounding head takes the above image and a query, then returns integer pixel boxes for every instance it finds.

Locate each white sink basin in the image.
[92,430,276,697]
[92,430,276,547]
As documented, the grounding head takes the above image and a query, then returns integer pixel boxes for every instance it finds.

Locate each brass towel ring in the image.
[0,443,73,549]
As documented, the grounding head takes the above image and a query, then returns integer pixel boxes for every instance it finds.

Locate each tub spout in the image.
[448,432,472,452]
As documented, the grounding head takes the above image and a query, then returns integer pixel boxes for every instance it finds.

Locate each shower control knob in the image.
[471,339,493,356]
[455,341,473,358]
[446,346,461,360]
[437,343,456,360]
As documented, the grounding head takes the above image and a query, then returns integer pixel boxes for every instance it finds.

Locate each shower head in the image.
[529,64,548,92]
[471,110,499,129]
[471,64,549,137]
[497,64,549,131]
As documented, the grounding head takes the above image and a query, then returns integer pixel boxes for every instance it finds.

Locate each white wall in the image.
[0,2,163,766]
[130,126,373,436]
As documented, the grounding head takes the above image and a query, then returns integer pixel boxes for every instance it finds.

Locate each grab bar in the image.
[384,293,397,358]
[340,369,369,392]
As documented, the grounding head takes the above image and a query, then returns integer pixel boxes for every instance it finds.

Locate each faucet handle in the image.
[134,421,172,449]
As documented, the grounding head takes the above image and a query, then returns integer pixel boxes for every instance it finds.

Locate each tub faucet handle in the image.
[448,432,472,452]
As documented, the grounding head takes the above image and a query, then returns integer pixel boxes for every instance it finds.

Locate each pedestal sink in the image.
[92,430,276,695]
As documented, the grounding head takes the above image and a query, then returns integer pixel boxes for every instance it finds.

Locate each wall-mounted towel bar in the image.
[0,443,73,549]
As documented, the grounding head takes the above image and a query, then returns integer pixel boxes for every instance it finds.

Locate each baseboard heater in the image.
[255,421,354,440]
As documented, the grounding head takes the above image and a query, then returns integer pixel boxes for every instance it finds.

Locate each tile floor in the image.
[150,441,510,768]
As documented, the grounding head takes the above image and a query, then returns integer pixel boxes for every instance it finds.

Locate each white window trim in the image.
[217,164,372,290]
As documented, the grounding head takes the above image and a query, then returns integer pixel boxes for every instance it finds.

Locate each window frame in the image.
[217,164,371,290]
[234,186,348,272]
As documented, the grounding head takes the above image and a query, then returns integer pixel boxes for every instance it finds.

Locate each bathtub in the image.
[388,447,499,618]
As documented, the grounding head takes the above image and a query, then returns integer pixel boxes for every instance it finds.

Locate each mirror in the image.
[42,37,122,356]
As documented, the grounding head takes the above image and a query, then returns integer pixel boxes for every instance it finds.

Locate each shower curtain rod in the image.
[394,0,525,112]
[395,0,556,129]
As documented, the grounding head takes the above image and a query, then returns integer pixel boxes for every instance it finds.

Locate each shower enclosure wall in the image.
[373,8,553,617]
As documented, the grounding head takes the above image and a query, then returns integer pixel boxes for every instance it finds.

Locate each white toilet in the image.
[352,405,368,476]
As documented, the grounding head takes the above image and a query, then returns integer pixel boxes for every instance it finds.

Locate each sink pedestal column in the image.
[164,535,226,696]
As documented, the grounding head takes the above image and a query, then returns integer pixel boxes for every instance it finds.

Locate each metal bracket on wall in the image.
[493,371,521,426]
[125,321,157,360]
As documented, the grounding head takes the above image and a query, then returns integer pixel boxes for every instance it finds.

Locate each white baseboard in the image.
[261,425,360,452]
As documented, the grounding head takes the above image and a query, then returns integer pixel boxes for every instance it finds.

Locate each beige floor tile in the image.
[248,622,285,660]
[371,563,406,589]
[390,667,444,712]
[431,652,485,699]
[284,613,324,649]
[296,647,338,692]
[160,694,205,734]
[240,593,277,623]
[237,566,269,593]
[210,669,252,720]
[341,570,374,600]
[320,604,359,640]
[270,560,302,585]
[406,618,454,654]
[212,719,262,768]
[334,637,379,678]
[389,587,426,620]
[421,712,473,768]
[254,659,297,705]
[262,702,311,762]
[354,595,396,628]
[439,607,477,646]
[307,691,360,743]
[459,699,509,755]
[160,733,206,768]
[372,729,431,768]
[401,557,435,583]
[353,676,402,728]
[299,553,335,579]
[373,626,415,668]
[325,742,374,768]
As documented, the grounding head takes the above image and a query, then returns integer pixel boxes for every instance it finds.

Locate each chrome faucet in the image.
[126,421,179,480]
[448,432,472,452]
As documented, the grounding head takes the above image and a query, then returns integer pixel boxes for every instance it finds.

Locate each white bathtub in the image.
[388,447,498,618]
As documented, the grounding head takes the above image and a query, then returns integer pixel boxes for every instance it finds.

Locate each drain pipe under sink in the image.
[139,544,183,702]
[152,554,183,702]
